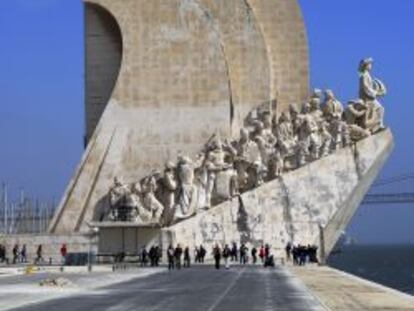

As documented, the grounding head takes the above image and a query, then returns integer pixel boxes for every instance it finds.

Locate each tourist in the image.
[264,244,270,260]
[194,246,200,263]
[21,244,27,263]
[231,242,238,262]
[174,244,183,269]
[251,246,257,264]
[149,246,156,266]
[12,244,19,264]
[35,244,43,265]
[0,244,5,263]
[213,244,221,269]
[183,246,191,268]
[240,243,248,265]
[259,245,265,263]
[60,244,67,265]
[140,247,148,267]
[223,244,231,269]
[167,245,175,270]
[285,242,292,261]
[199,245,206,263]
[155,246,161,266]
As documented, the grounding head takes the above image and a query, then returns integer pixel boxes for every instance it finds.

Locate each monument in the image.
[2,0,393,262]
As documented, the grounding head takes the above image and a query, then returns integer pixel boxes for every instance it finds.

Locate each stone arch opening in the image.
[84,3,123,146]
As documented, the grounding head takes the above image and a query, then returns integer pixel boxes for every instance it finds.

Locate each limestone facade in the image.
[50,0,309,234]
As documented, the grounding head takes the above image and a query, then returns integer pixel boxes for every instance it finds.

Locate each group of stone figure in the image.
[107,58,387,226]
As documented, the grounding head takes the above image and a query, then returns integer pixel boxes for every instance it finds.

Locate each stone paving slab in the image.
[0,268,163,311]
[290,265,414,311]
[4,265,326,311]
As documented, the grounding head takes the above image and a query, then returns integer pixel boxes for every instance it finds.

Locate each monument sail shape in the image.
[49,0,309,234]
[46,0,393,261]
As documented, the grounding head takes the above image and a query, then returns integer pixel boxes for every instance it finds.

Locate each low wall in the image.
[0,234,91,264]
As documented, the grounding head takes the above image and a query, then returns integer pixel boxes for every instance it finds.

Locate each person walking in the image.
[60,244,67,266]
[12,244,19,264]
[174,244,183,269]
[35,245,44,265]
[265,244,270,260]
[251,247,257,264]
[155,246,161,267]
[240,244,247,265]
[231,242,238,262]
[259,245,265,263]
[149,246,156,267]
[183,247,191,268]
[285,242,292,261]
[223,244,231,269]
[21,244,27,263]
[167,245,175,270]
[140,247,148,267]
[213,244,221,270]
[199,245,206,263]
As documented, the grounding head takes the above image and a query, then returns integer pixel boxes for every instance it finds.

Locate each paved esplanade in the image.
[9,266,325,311]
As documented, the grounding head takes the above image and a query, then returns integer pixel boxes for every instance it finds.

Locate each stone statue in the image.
[322,90,343,122]
[230,128,262,191]
[319,121,333,157]
[345,99,371,142]
[141,174,164,223]
[108,177,130,221]
[358,57,386,133]
[276,112,296,169]
[161,161,178,225]
[309,89,324,124]
[129,183,152,223]
[174,156,197,220]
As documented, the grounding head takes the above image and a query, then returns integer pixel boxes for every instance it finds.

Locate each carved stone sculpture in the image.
[358,58,386,133]
[141,175,164,223]
[161,162,177,225]
[108,177,130,221]
[323,90,343,122]
[103,58,388,228]
[174,156,197,220]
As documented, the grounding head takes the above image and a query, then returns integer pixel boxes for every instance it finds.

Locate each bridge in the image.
[362,173,414,205]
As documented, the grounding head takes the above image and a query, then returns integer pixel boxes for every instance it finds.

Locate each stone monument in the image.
[2,0,392,263]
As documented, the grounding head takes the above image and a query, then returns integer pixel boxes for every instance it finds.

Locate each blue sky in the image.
[0,0,413,243]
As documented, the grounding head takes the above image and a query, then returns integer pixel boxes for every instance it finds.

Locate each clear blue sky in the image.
[0,0,413,243]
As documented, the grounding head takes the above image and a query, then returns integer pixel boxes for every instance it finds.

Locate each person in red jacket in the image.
[259,245,265,263]
[60,244,67,265]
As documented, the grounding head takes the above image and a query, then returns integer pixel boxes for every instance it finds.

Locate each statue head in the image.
[301,102,311,114]
[324,89,335,101]
[289,104,299,118]
[253,121,264,134]
[240,128,250,143]
[114,176,123,187]
[311,88,322,100]
[261,112,272,129]
[359,57,373,73]
[131,182,142,194]
[279,111,291,123]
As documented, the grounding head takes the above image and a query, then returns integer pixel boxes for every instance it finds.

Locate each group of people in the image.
[213,243,275,269]
[285,243,318,266]
[106,58,387,229]
[140,245,162,267]
[0,243,68,266]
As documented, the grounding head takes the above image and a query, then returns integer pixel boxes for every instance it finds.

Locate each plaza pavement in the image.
[0,265,325,311]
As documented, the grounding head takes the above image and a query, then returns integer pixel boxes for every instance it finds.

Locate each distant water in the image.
[328,244,414,295]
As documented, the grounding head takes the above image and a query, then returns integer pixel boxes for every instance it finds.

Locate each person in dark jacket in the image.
[213,244,221,270]
[223,244,231,269]
[251,247,257,264]
[174,244,183,269]
[167,245,175,270]
[12,244,19,264]
[183,247,191,268]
